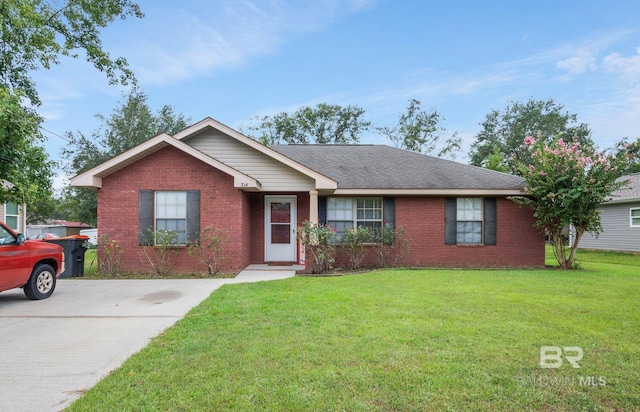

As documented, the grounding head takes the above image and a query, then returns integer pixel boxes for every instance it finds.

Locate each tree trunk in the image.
[566,229,584,269]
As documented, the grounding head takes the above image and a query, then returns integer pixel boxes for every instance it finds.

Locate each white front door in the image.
[265,196,297,262]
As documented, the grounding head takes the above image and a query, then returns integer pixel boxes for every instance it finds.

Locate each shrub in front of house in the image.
[372,224,412,268]
[339,226,371,270]
[98,234,124,276]
[139,228,180,276]
[298,221,336,274]
[187,225,227,276]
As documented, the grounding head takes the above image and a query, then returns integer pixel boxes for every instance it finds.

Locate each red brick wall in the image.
[97,146,248,274]
[395,197,544,268]
[329,196,544,269]
[99,152,543,274]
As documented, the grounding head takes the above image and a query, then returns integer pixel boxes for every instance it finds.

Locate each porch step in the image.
[242,264,305,272]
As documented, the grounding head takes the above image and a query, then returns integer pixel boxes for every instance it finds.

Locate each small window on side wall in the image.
[456,198,483,244]
[631,208,640,227]
[138,190,200,246]
[4,202,19,230]
[445,197,497,245]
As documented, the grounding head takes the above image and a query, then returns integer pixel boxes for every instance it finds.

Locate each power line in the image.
[40,126,71,143]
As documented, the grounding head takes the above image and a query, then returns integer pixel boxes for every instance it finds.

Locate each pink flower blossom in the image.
[524,135,535,146]
[529,165,535,173]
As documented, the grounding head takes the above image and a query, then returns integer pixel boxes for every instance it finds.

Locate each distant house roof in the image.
[271,144,525,195]
[608,173,640,203]
[52,220,92,228]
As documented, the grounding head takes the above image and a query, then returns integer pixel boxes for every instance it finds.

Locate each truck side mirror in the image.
[16,234,25,245]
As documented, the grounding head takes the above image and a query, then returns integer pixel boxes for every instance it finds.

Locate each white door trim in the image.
[264,196,297,262]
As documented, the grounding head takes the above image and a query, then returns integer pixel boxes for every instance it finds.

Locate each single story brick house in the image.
[579,173,640,252]
[70,117,544,273]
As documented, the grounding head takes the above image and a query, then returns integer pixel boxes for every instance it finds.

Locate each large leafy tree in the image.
[513,135,626,269]
[470,99,592,174]
[611,137,640,175]
[377,99,461,157]
[242,103,371,145]
[59,88,191,226]
[0,0,143,212]
[0,88,50,203]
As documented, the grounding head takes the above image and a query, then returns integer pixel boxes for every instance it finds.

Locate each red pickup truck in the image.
[0,221,65,300]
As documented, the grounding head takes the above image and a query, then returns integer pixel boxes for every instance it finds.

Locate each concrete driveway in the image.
[0,266,297,412]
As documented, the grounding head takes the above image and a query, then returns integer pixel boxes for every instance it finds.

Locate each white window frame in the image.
[327,197,383,239]
[456,198,483,244]
[155,191,187,245]
[4,202,19,231]
[630,207,640,228]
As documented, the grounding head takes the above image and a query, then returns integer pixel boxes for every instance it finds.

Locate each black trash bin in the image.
[45,236,89,278]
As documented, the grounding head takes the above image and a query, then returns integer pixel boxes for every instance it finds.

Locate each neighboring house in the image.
[26,221,92,238]
[1,202,26,233]
[70,117,544,273]
[580,173,640,253]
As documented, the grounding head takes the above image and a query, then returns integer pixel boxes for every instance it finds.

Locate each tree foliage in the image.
[612,137,640,175]
[1,0,143,106]
[0,0,143,213]
[59,88,190,226]
[470,99,592,174]
[377,99,461,157]
[242,103,371,145]
[0,87,53,217]
[63,87,190,174]
[512,135,626,269]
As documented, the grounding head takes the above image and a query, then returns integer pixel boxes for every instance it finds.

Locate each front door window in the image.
[270,202,291,244]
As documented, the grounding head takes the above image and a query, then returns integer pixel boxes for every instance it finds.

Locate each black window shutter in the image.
[139,190,154,245]
[484,198,497,245]
[383,197,396,228]
[186,190,201,243]
[445,197,457,245]
[318,196,327,225]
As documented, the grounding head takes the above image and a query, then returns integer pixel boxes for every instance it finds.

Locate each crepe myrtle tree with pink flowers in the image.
[512,135,628,269]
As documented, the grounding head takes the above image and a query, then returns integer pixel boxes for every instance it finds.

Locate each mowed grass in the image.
[68,250,640,411]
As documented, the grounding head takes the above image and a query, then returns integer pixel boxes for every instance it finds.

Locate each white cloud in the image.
[556,48,597,75]
[603,47,640,79]
[128,1,379,86]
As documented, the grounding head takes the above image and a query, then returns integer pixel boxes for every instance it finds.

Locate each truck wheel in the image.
[24,264,57,300]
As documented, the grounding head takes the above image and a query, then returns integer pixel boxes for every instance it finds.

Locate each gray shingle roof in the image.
[271,144,525,190]
[613,173,640,200]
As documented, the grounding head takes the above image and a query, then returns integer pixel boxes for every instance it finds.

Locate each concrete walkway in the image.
[232,264,304,283]
[0,267,297,412]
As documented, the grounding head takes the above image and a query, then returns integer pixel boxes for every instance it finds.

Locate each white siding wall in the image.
[580,202,640,252]
[186,132,315,191]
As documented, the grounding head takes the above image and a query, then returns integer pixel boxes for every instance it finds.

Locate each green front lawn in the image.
[68,250,640,411]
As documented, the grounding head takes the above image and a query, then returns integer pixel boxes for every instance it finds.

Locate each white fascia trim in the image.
[333,189,526,196]
[603,197,640,205]
[70,133,260,190]
[175,117,338,190]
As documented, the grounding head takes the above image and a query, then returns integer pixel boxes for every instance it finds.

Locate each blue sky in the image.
[35,0,640,188]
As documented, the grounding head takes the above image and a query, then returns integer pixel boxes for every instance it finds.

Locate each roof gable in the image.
[70,133,260,190]
[176,118,337,190]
